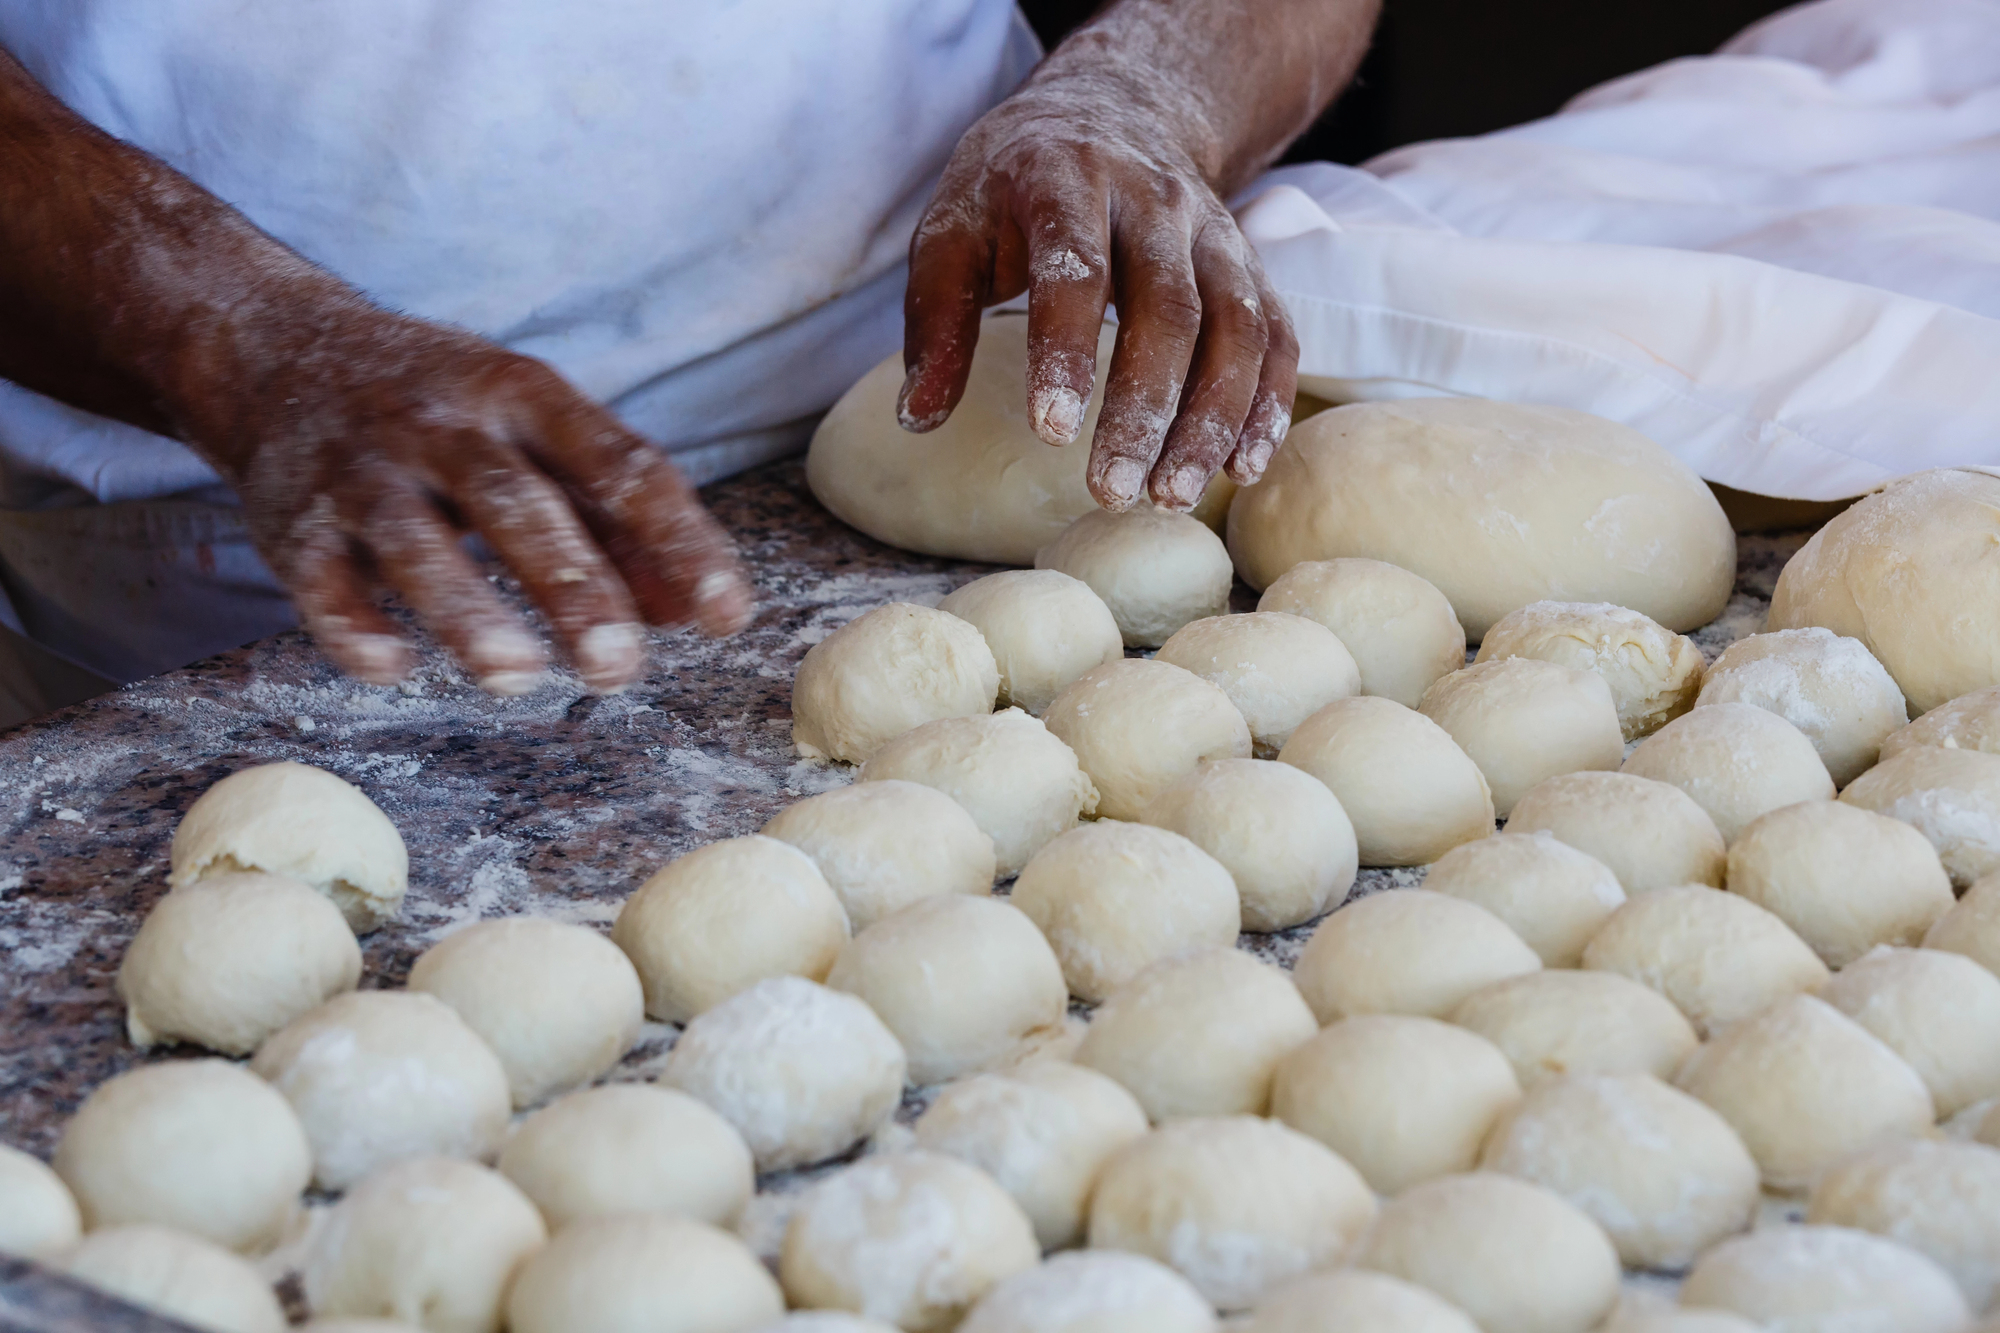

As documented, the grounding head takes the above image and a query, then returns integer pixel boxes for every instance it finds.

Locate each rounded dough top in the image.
[1883,683,2000,762]
[1475,600,1704,741]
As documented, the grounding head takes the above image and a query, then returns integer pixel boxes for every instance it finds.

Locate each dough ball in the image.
[1674,995,1934,1191]
[862,708,1097,876]
[1076,947,1318,1121]
[170,761,407,931]
[1601,1313,1761,1333]
[0,1142,80,1259]
[1419,658,1625,816]
[959,1251,1217,1333]
[1244,1270,1480,1333]
[1841,744,2000,888]
[661,976,905,1172]
[1883,683,2000,762]
[1476,601,1704,741]
[1808,1138,2000,1312]
[305,1158,545,1333]
[826,895,1067,1084]
[791,603,999,764]
[1422,830,1625,967]
[1271,1014,1521,1194]
[1697,628,1909,786]
[1087,1115,1377,1311]
[54,1060,307,1254]
[409,918,643,1108]
[1156,613,1362,756]
[249,990,511,1191]
[1448,970,1699,1089]
[1478,1073,1759,1269]
[119,871,361,1056]
[937,570,1124,715]
[1926,872,2000,975]
[1580,884,1828,1035]
[1508,770,1726,894]
[1011,822,1239,1001]
[1622,702,1836,842]
[763,781,994,931]
[612,835,849,1024]
[1293,889,1540,1023]
[1818,945,2000,1117]
[1226,398,1735,637]
[497,1083,752,1231]
[781,1150,1039,1331]
[913,1061,1148,1250]
[1257,557,1466,708]
[508,1213,782,1333]
[1036,506,1233,648]
[1277,696,1494,866]
[1352,1172,1621,1333]
[63,1224,285,1333]
[747,1319,901,1333]
[1679,1226,1972,1333]
[1768,467,2000,714]
[1043,658,1251,821]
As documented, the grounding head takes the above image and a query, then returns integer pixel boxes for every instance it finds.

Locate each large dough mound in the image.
[1226,399,1735,638]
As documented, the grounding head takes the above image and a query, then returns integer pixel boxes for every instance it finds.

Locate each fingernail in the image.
[1168,466,1205,509]
[1249,439,1277,472]
[896,371,947,433]
[478,669,545,697]
[1102,458,1146,507]
[696,569,754,634]
[343,632,411,684]
[576,621,644,691]
[1032,387,1085,445]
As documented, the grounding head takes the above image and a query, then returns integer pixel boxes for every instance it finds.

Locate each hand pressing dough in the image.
[1087,1116,1376,1311]
[1293,889,1540,1023]
[170,761,407,931]
[1421,831,1624,967]
[1244,1271,1480,1333]
[612,835,849,1024]
[1257,557,1465,708]
[763,781,993,931]
[1818,945,2000,1117]
[1883,683,2000,761]
[1476,601,1704,740]
[1226,398,1735,637]
[861,708,1097,875]
[1622,702,1835,842]
[1043,658,1251,821]
[55,1060,309,1254]
[1507,770,1726,894]
[1697,628,1908,786]
[1036,507,1233,647]
[0,1142,80,1259]
[1271,1015,1521,1194]
[118,870,360,1055]
[1156,613,1362,755]
[958,1252,1217,1333]
[1679,1226,1972,1333]
[508,1214,782,1333]
[1809,1138,2000,1312]
[1419,658,1624,816]
[791,603,999,763]
[1448,970,1699,1089]
[937,570,1123,715]
[1277,697,1493,866]
[1841,745,2000,888]
[1926,872,2000,975]
[62,1224,286,1333]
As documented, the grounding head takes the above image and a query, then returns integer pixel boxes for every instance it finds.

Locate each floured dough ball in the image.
[1076,947,1317,1121]
[1226,398,1735,636]
[1809,1138,2000,1312]
[1141,758,1356,932]
[959,1251,1217,1333]
[305,1158,545,1333]
[1422,831,1624,967]
[1293,889,1540,1023]
[63,1224,285,1333]
[1884,683,2000,762]
[250,990,511,1191]
[0,1142,80,1259]
[661,976,905,1172]
[1449,970,1699,1089]
[55,1060,309,1253]
[1818,946,2000,1117]
[1420,658,1624,815]
[612,835,849,1024]
[862,708,1097,875]
[937,570,1125,715]
[1043,658,1251,820]
[1245,1270,1480,1333]
[498,1084,752,1231]
[1257,558,1466,708]
[1927,872,2000,974]
[1353,1172,1621,1333]
[1841,745,2000,888]
[410,918,642,1108]
[1087,1116,1376,1311]
[1697,628,1908,786]
[508,1213,781,1333]
[170,761,407,931]
[1271,1015,1521,1194]
[781,1151,1039,1331]
[792,603,999,764]
[1478,1073,1758,1269]
[1623,702,1835,842]
[1476,601,1704,740]
[1011,822,1238,1001]
[826,896,1067,1084]
[1580,884,1828,1035]
[118,871,360,1055]
[1508,770,1726,894]
[1277,697,1493,865]
[914,1061,1148,1250]
[1156,613,1362,756]
[763,780,994,931]
[1680,1226,1971,1333]
[1036,507,1233,648]
[1674,995,1934,1190]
